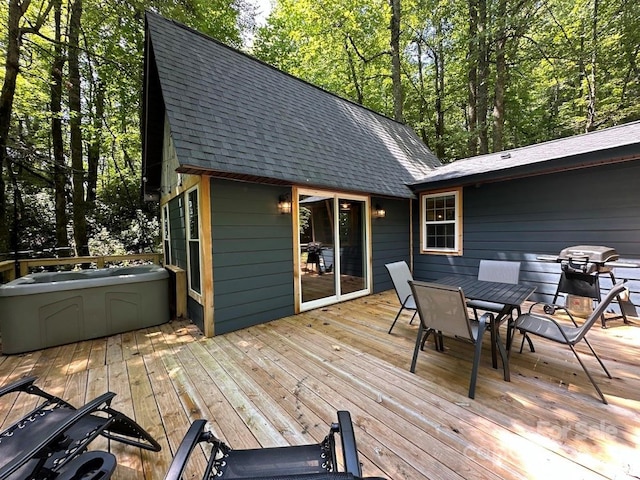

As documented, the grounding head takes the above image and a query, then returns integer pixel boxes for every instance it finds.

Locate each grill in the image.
[558,245,619,274]
[538,245,636,327]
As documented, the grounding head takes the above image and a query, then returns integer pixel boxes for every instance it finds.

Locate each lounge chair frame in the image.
[165,411,384,480]
[0,376,160,480]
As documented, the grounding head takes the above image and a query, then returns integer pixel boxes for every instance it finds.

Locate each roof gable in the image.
[143,12,440,199]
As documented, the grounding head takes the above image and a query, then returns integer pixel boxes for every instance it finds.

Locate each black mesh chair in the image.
[0,376,160,480]
[164,411,386,480]
[513,282,627,404]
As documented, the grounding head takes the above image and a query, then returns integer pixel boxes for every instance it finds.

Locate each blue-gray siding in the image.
[413,160,640,309]
[168,195,186,269]
[168,195,204,324]
[371,197,412,293]
[211,179,295,334]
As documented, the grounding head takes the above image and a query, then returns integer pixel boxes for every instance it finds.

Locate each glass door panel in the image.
[300,194,336,304]
[298,190,370,310]
[338,198,366,295]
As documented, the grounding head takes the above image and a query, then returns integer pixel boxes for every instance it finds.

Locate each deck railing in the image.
[0,253,163,283]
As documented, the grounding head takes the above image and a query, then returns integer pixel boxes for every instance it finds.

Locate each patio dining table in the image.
[436,275,537,378]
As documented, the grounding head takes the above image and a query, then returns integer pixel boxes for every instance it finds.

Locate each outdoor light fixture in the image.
[340,201,351,211]
[278,193,292,214]
[372,204,386,218]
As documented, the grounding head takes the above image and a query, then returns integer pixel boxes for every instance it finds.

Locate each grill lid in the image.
[558,245,619,263]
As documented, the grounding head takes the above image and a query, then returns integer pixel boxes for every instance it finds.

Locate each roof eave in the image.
[410,143,640,192]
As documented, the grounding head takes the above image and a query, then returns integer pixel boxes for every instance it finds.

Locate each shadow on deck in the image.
[1,290,639,479]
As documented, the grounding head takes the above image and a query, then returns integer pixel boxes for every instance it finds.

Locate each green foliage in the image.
[2,0,639,259]
[1,0,252,257]
[254,0,640,161]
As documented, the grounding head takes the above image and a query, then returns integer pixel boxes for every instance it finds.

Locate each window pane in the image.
[424,192,457,251]
[188,191,199,239]
[189,241,201,293]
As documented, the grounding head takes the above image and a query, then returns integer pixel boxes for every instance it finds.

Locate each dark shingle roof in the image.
[145,12,440,198]
[411,121,640,190]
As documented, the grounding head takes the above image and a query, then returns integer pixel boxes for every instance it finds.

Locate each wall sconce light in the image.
[339,201,351,211]
[278,193,292,214]
[372,204,386,218]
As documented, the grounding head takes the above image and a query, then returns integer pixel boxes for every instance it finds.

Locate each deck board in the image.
[1,290,640,479]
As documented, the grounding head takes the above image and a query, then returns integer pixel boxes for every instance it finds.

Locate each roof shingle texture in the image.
[146,12,440,198]
[412,120,640,185]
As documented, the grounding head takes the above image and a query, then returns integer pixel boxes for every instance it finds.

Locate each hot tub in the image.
[0,265,169,354]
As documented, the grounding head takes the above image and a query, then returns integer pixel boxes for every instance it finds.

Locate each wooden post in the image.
[165,265,187,318]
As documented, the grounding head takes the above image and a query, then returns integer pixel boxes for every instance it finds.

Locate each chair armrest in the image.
[337,411,362,476]
[526,302,579,325]
[0,392,116,480]
[0,376,37,398]
[515,314,573,344]
[164,420,209,480]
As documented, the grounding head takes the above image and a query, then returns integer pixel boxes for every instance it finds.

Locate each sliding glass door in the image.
[297,189,370,310]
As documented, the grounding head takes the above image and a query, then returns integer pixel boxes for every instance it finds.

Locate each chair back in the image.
[478,260,521,284]
[385,261,414,304]
[409,281,474,340]
[573,282,627,342]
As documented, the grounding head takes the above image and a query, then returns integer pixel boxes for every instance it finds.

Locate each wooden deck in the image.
[1,290,640,479]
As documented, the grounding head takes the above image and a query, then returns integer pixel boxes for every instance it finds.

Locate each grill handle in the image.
[563,256,590,273]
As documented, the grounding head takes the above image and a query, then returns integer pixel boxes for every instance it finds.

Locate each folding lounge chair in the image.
[384,261,417,334]
[0,376,161,480]
[164,410,386,480]
[513,281,626,404]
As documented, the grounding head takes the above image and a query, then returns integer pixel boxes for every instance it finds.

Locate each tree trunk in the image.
[87,79,104,206]
[50,0,70,256]
[0,0,28,255]
[344,37,364,105]
[477,0,489,154]
[467,0,478,156]
[586,0,598,132]
[389,0,404,123]
[493,0,507,152]
[68,0,89,257]
[434,21,445,159]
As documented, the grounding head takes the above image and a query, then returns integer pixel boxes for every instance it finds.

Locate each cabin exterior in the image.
[410,125,640,307]
[142,12,440,336]
[142,12,640,337]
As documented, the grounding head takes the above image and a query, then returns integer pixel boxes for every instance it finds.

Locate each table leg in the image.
[490,317,498,369]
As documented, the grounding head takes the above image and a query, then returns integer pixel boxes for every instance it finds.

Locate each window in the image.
[186,187,201,294]
[420,189,462,255]
[162,204,172,265]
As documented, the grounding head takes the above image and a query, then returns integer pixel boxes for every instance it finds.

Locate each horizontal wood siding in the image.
[211,179,295,334]
[371,197,411,293]
[413,160,640,307]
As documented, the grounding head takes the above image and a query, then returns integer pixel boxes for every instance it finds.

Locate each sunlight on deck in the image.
[1,290,639,479]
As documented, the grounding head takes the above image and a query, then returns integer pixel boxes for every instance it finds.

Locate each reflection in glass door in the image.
[298,190,369,310]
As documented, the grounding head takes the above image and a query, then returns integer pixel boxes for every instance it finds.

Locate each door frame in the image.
[293,186,372,313]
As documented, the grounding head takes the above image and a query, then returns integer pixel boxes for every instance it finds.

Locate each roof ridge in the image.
[145,10,410,129]
[452,120,640,163]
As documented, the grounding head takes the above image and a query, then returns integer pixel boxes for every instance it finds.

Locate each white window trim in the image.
[186,186,203,297]
[420,188,463,255]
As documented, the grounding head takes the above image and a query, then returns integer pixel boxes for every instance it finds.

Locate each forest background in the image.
[1,0,638,260]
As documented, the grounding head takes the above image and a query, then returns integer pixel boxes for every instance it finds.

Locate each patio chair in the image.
[512,281,626,404]
[164,410,386,480]
[467,260,534,352]
[0,376,161,480]
[384,261,417,334]
[409,281,508,399]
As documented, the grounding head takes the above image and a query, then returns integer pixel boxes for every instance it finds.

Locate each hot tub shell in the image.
[0,265,169,354]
